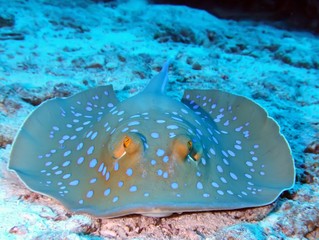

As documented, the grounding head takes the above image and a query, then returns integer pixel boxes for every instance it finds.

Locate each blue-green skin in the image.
[9,62,295,217]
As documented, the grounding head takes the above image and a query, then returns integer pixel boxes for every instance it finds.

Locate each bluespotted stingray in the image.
[9,61,295,217]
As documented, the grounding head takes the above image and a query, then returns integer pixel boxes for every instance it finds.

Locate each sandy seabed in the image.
[0,0,318,239]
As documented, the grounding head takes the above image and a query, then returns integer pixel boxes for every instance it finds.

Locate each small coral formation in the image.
[305,141,319,154]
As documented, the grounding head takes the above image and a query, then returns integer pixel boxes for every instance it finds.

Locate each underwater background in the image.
[0,0,318,239]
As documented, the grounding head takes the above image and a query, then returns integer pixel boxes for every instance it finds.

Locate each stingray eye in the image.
[188,150,200,162]
[171,135,201,163]
[112,141,126,160]
[187,140,202,162]
[110,134,143,160]
[123,136,132,148]
[122,134,143,155]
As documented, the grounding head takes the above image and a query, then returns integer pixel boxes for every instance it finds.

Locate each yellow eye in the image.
[171,136,201,162]
[123,136,132,148]
[110,134,143,160]
[188,140,202,162]
[189,151,201,161]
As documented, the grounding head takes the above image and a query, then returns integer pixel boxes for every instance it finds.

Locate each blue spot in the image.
[196,128,203,136]
[235,126,243,132]
[222,150,228,157]
[209,148,216,155]
[126,168,133,176]
[52,126,59,131]
[156,120,166,123]
[217,165,223,173]
[245,173,252,179]
[172,116,183,122]
[203,193,210,198]
[220,177,227,183]
[75,127,84,132]
[63,150,71,157]
[86,190,94,198]
[114,162,119,171]
[230,172,238,180]
[90,178,97,184]
[166,125,178,130]
[156,149,165,157]
[212,182,219,188]
[87,146,94,155]
[223,158,230,165]
[118,181,124,187]
[62,135,70,140]
[169,132,176,138]
[157,169,163,176]
[181,108,188,114]
[151,159,156,166]
[62,173,71,179]
[113,196,119,202]
[98,163,104,172]
[228,150,235,157]
[77,157,84,165]
[122,127,129,133]
[151,132,160,139]
[128,121,140,126]
[163,172,168,179]
[69,180,79,186]
[201,158,206,165]
[217,190,224,195]
[163,156,169,163]
[129,186,137,192]
[77,143,84,151]
[62,161,70,167]
[105,172,110,181]
[171,182,178,189]
[227,190,234,195]
[130,114,140,118]
[235,145,242,150]
[45,161,52,166]
[197,182,203,190]
[83,121,91,126]
[110,128,117,135]
[89,158,98,168]
[104,188,111,196]
[91,132,98,140]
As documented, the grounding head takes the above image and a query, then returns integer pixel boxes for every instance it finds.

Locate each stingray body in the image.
[9,62,295,217]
